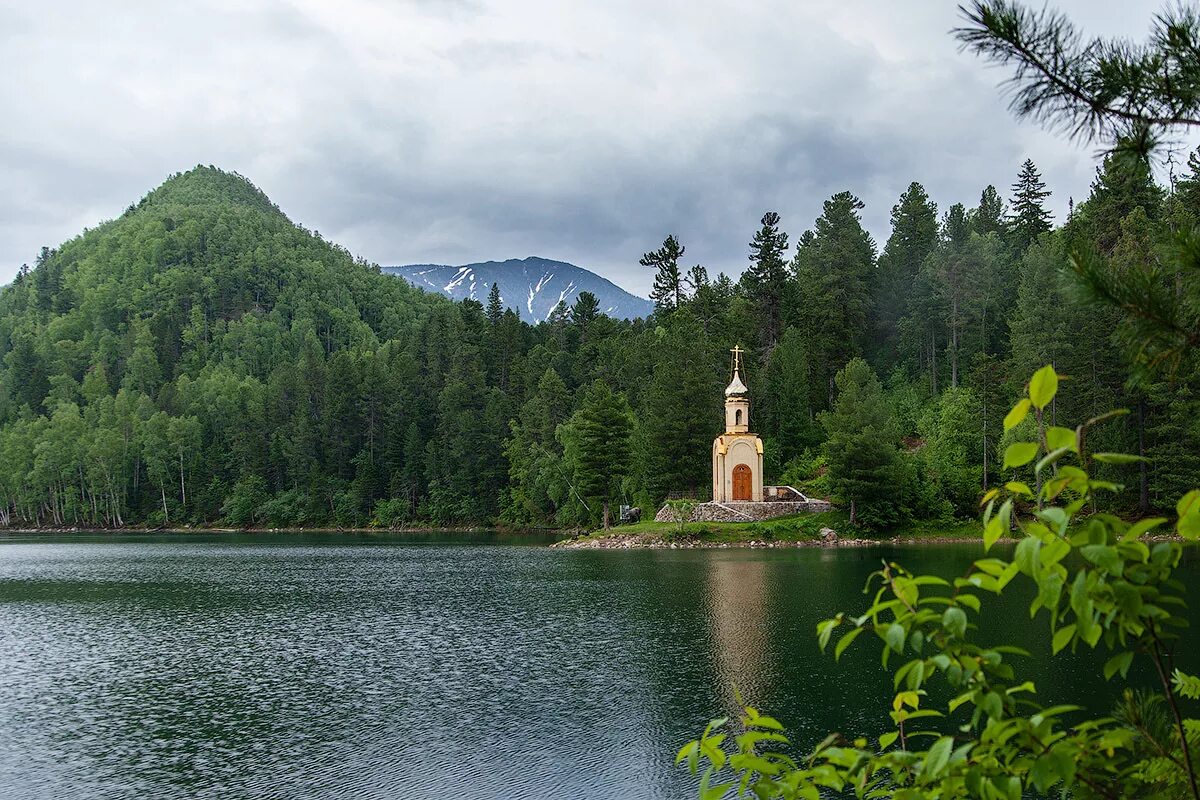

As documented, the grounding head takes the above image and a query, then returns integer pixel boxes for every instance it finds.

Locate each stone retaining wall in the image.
[654,499,833,523]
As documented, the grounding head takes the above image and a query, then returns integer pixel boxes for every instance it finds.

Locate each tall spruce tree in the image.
[565,380,634,529]
[640,235,687,312]
[794,193,877,409]
[758,327,817,465]
[486,282,503,324]
[971,185,1006,236]
[871,182,939,372]
[640,312,719,500]
[1008,159,1053,253]
[1074,154,1165,254]
[819,358,900,527]
[741,212,790,348]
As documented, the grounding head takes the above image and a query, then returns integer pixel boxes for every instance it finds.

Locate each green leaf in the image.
[1081,544,1122,575]
[1052,624,1075,655]
[1004,398,1031,431]
[1029,365,1058,410]
[924,736,954,779]
[1103,651,1134,680]
[984,514,1005,552]
[885,623,905,654]
[1045,426,1077,453]
[943,606,967,638]
[1003,442,1039,469]
[1005,481,1033,496]
[1177,490,1200,540]
[1173,669,1200,699]
[1035,447,1072,474]
[1092,452,1147,464]
[816,617,840,652]
[834,626,864,661]
[1122,517,1167,542]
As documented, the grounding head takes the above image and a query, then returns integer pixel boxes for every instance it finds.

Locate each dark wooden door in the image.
[732,464,752,501]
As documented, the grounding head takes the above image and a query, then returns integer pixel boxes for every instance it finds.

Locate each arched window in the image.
[735,409,743,426]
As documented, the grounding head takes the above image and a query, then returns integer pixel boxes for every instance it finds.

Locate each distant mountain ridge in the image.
[383,256,654,321]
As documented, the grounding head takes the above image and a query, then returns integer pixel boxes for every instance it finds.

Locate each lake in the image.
[0,532,1196,799]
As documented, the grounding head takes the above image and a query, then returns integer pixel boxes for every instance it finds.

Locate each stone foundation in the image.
[654,499,833,523]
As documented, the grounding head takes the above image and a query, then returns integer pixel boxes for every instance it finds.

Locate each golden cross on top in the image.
[730,345,745,374]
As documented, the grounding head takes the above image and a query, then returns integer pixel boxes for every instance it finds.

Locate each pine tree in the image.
[740,212,790,347]
[872,182,939,371]
[794,193,877,409]
[819,358,900,527]
[640,235,687,312]
[1074,154,1165,254]
[1172,145,1200,222]
[641,313,719,500]
[565,380,634,529]
[758,327,817,464]
[486,282,503,324]
[571,291,600,328]
[503,367,571,523]
[1008,159,1053,253]
[971,185,1007,236]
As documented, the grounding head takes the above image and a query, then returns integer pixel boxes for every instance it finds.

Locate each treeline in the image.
[0,160,1194,529]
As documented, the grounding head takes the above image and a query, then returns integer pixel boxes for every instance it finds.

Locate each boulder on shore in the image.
[819,527,838,545]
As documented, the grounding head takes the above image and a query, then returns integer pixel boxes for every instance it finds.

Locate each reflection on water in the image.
[0,533,1195,800]
[706,556,772,709]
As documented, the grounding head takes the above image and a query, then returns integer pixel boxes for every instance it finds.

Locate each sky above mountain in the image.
[3,1,1192,294]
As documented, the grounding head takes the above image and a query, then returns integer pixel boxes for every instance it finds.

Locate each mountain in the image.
[383,256,654,321]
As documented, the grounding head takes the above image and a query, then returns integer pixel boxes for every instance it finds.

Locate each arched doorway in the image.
[732,463,752,501]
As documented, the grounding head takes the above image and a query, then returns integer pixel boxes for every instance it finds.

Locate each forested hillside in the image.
[1,159,1195,529]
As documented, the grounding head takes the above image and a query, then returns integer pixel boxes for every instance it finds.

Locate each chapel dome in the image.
[725,370,748,397]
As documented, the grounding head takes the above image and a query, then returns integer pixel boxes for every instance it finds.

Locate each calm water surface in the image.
[0,532,1196,799]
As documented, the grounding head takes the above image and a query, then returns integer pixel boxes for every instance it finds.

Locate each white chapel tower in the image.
[712,346,764,502]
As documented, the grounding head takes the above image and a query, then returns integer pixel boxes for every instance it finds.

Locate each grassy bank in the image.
[567,512,985,546]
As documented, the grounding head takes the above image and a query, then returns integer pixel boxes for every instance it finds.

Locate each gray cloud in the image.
[1,0,1189,295]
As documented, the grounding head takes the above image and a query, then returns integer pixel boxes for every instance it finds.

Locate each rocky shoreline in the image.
[550,533,992,549]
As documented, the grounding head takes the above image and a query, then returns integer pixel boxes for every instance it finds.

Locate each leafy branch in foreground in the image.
[679,365,1200,799]
[954,1,1200,154]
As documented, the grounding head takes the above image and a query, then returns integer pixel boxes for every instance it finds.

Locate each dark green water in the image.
[0,532,1195,800]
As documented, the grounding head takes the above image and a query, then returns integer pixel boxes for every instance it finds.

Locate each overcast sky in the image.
[1,0,1188,295]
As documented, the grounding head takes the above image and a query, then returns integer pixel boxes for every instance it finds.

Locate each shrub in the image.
[680,365,1200,799]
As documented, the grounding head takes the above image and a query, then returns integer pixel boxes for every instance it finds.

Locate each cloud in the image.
[0,0,1187,295]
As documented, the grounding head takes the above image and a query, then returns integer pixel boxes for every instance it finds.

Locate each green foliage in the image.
[560,380,634,529]
[793,193,877,410]
[681,365,1200,799]
[641,234,687,312]
[918,387,982,517]
[820,359,902,529]
[0,121,1194,534]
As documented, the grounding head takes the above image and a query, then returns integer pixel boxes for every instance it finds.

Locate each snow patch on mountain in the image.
[383,256,653,321]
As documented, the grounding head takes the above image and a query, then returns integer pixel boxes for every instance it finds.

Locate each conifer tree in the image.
[794,193,877,408]
[872,182,939,371]
[1008,159,1053,252]
[503,367,571,523]
[565,380,634,529]
[1074,154,1164,254]
[640,235,687,312]
[486,282,503,324]
[971,185,1006,236]
[571,291,600,328]
[740,212,790,347]
[819,358,900,527]
[758,327,817,465]
[641,313,719,500]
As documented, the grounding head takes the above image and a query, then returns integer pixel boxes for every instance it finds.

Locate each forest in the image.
[0,149,1194,530]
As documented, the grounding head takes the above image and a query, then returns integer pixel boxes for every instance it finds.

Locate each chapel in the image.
[711,346,764,502]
